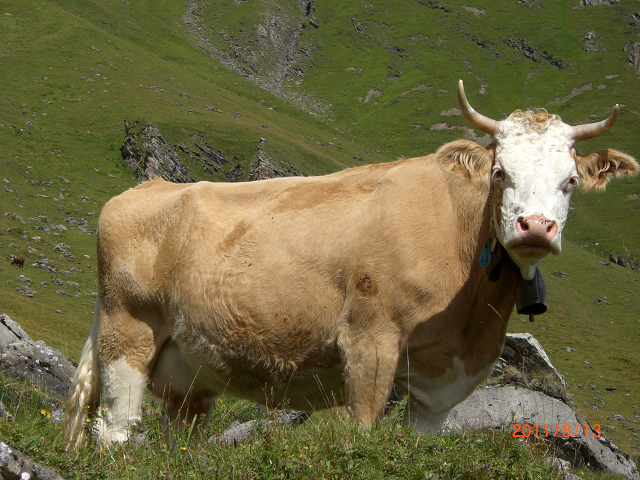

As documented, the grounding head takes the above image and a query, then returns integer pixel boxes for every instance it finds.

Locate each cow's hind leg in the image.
[149,340,215,440]
[94,307,167,445]
[94,358,149,444]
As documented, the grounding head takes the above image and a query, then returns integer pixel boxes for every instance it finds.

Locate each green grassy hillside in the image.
[1,0,639,465]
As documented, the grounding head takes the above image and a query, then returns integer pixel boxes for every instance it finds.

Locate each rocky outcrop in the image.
[121,121,194,183]
[120,123,311,184]
[577,0,619,6]
[186,134,230,177]
[503,37,567,69]
[609,252,640,272]
[0,314,32,348]
[443,332,639,480]
[120,122,247,183]
[0,314,76,399]
[248,139,305,181]
[0,315,72,478]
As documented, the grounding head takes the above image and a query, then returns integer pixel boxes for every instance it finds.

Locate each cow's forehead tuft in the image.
[499,110,572,136]
[495,111,574,165]
[505,109,562,132]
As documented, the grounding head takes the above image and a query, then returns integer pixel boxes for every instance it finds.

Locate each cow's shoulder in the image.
[102,178,187,212]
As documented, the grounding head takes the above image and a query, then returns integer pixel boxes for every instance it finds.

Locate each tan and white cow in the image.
[64,81,638,448]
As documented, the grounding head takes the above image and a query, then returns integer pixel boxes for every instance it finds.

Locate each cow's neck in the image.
[406,188,521,380]
[461,197,522,375]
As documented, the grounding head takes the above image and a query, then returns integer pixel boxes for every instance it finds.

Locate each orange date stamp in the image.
[512,423,601,438]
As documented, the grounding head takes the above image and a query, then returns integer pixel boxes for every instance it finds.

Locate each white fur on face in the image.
[493,114,578,279]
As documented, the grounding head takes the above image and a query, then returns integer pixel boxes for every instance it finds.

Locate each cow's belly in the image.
[395,357,495,420]
[149,338,345,411]
[227,364,347,410]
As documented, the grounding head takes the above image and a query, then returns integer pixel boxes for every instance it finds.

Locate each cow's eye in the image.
[566,175,579,190]
[493,168,505,182]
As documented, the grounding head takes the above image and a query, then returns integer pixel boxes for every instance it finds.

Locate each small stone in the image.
[15,285,35,297]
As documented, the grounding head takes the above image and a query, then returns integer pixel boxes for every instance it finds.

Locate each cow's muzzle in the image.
[511,215,560,257]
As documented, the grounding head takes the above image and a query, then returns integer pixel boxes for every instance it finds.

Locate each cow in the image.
[63,80,638,449]
[11,256,24,267]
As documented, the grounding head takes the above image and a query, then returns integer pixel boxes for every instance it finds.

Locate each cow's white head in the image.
[442,80,638,280]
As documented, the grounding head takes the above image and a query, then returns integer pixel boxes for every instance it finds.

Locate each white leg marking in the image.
[96,358,148,445]
[403,408,449,433]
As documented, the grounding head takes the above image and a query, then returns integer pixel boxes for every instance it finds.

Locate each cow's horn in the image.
[571,104,619,142]
[458,79,500,136]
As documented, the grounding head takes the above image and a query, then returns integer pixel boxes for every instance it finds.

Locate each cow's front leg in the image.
[339,326,400,426]
[402,403,449,433]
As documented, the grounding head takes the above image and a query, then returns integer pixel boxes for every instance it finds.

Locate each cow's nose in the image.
[516,215,558,243]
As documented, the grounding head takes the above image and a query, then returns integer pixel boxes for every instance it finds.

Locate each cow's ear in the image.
[435,140,494,186]
[574,148,639,191]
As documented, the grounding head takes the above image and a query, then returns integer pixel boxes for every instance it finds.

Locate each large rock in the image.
[0,442,65,480]
[443,386,638,479]
[609,252,639,272]
[121,122,194,183]
[0,314,75,399]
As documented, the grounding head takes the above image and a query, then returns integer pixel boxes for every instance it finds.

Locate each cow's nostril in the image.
[517,217,529,232]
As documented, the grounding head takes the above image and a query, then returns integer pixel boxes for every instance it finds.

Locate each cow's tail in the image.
[63,295,102,450]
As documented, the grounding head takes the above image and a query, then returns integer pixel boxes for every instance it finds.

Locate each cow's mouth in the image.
[512,244,550,255]
[508,241,560,259]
